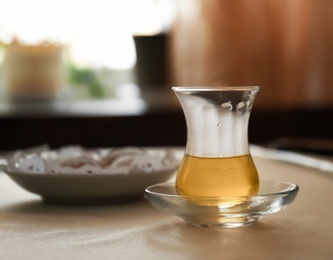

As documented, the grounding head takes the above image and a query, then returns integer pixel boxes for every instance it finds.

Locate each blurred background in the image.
[1,0,333,154]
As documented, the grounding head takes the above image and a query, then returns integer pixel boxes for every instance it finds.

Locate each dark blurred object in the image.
[134,34,168,89]
[248,107,333,148]
[0,99,186,150]
[269,137,333,156]
[1,101,333,151]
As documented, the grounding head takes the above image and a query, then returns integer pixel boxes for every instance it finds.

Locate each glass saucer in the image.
[145,180,299,228]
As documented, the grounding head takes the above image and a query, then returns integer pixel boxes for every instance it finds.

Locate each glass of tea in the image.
[172,86,260,205]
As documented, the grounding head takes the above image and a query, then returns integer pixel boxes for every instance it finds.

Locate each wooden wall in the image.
[169,0,333,109]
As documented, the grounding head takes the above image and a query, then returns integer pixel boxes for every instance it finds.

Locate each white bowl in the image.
[6,168,176,205]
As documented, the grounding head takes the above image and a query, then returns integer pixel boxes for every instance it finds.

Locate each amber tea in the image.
[176,154,259,203]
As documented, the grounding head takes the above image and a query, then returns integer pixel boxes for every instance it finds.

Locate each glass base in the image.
[186,216,259,228]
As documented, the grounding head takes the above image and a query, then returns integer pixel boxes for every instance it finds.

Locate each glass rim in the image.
[172,86,260,92]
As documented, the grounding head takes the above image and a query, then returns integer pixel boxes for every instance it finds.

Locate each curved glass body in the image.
[172,86,260,201]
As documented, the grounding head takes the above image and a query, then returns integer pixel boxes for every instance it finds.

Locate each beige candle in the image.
[3,41,65,101]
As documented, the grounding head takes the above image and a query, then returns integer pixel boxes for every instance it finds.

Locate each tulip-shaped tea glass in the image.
[174,86,259,202]
[145,86,299,228]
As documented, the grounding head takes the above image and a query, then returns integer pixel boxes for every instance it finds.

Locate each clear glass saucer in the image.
[145,180,299,228]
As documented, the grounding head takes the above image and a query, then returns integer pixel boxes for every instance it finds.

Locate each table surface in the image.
[1,149,333,260]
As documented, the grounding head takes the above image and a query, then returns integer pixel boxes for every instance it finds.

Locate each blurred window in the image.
[0,0,176,100]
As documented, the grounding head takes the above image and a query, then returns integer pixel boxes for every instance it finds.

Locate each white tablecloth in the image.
[1,150,333,260]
